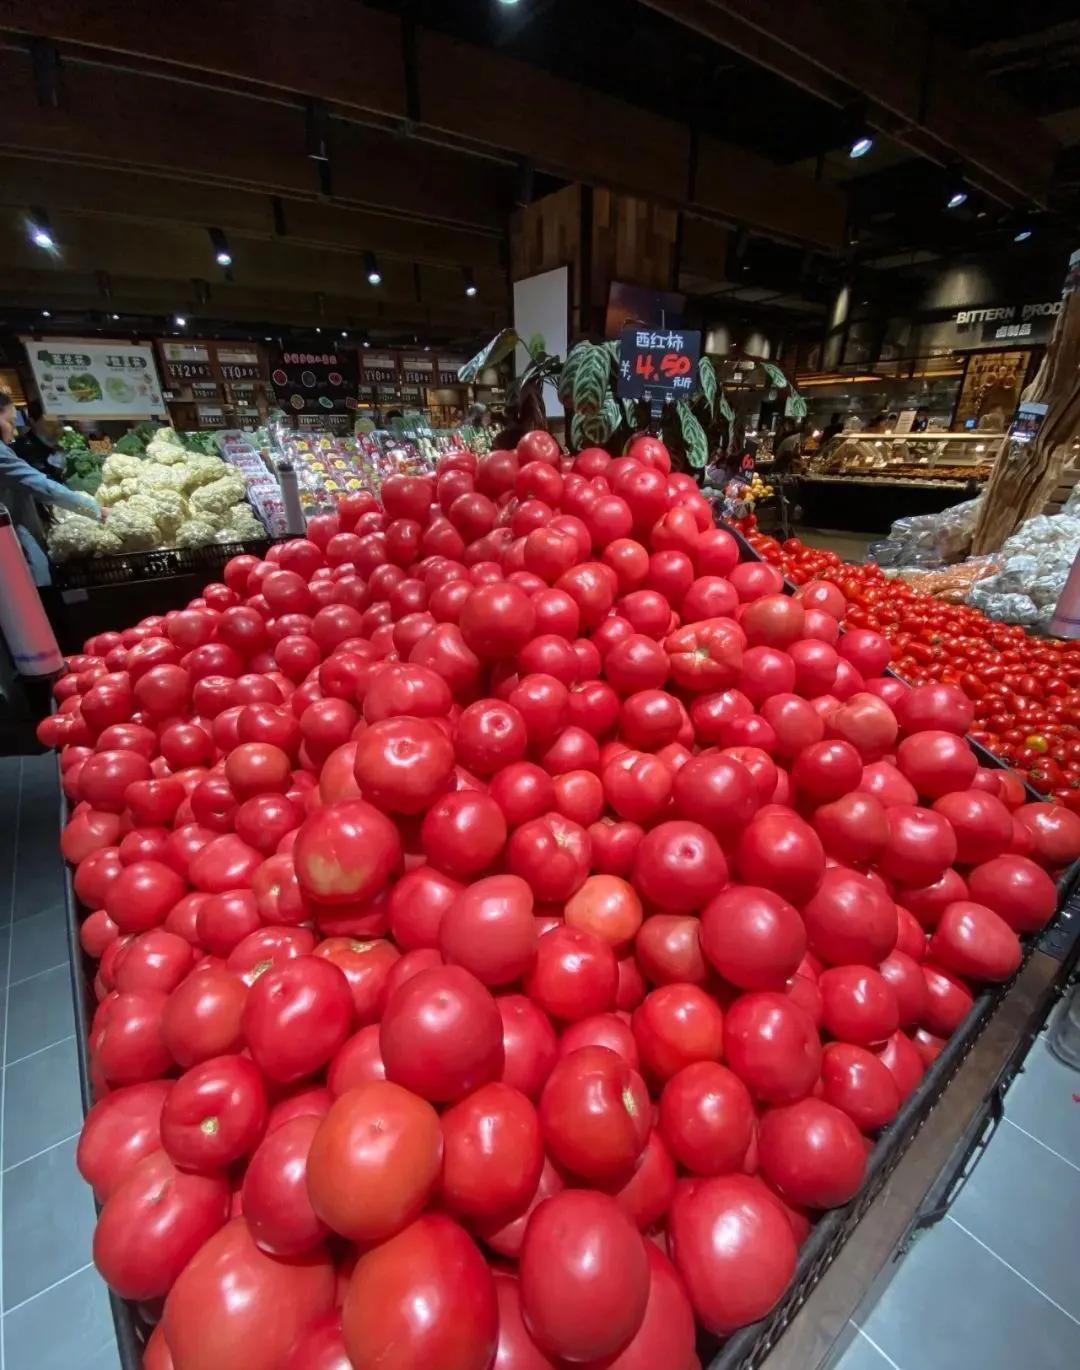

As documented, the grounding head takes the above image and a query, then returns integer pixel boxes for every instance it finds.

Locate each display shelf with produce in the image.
[35,434,1080,1370]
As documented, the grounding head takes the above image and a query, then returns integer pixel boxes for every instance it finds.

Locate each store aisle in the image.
[0,755,118,1370]
[829,1015,1080,1370]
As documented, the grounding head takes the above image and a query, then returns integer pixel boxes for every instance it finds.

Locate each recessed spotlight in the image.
[315,326,322,334]
[174,314,187,327]
[362,339,371,348]
[1014,227,1033,242]
[28,207,56,250]
[208,227,232,267]
[41,309,52,318]
[945,166,967,210]
[464,267,478,297]
[340,330,348,338]
[849,135,873,159]
[364,251,382,286]
[110,313,120,321]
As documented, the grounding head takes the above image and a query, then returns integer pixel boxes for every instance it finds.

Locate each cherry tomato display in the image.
[42,434,1080,1366]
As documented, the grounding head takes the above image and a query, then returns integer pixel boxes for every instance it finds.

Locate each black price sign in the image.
[221,362,261,381]
[169,359,214,383]
[617,327,700,405]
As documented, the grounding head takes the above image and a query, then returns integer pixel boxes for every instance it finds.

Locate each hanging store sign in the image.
[159,342,214,384]
[23,336,166,420]
[953,300,1062,348]
[401,355,435,385]
[361,353,398,386]
[617,327,701,405]
[271,347,358,420]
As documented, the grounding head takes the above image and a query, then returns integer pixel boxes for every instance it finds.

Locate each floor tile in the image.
[860,1216,1080,1370]
[12,758,64,925]
[4,966,74,1066]
[828,1323,898,1370]
[8,907,68,988]
[1005,1030,1080,1166]
[0,757,21,926]
[2,1264,117,1370]
[0,926,9,987]
[950,1116,1080,1319]
[2,1037,83,1169]
[1,1138,95,1311]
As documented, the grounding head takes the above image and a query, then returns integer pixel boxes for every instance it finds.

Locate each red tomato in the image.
[758,1098,867,1208]
[90,990,171,1086]
[520,1190,649,1363]
[928,901,1022,983]
[635,914,707,986]
[602,750,673,824]
[897,731,977,798]
[381,965,503,1102]
[672,752,758,830]
[353,716,455,814]
[293,800,402,905]
[878,950,930,1027]
[93,1149,230,1300]
[523,925,618,1022]
[77,1080,171,1202]
[921,963,975,1035]
[802,867,898,965]
[242,956,354,1084]
[894,682,974,736]
[441,1082,543,1223]
[966,854,1057,932]
[497,995,558,1099]
[1014,801,1080,866]
[723,991,821,1104]
[734,809,825,904]
[668,1175,797,1334]
[328,1025,387,1096]
[819,966,899,1046]
[439,874,538,986]
[632,984,725,1084]
[312,937,399,1023]
[307,1081,442,1242]
[881,805,958,886]
[812,792,889,864]
[507,812,591,901]
[564,874,642,947]
[160,1054,268,1171]
[343,1215,498,1370]
[539,1045,649,1182]
[659,1061,755,1175]
[820,1042,901,1131]
[162,965,247,1068]
[700,885,806,990]
[163,1219,335,1370]
[632,820,727,912]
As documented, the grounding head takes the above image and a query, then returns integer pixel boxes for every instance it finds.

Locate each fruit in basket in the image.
[40,432,1080,1364]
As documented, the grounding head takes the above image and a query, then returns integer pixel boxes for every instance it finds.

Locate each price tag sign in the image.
[362,353,399,385]
[401,355,435,385]
[617,328,700,405]
[160,342,214,385]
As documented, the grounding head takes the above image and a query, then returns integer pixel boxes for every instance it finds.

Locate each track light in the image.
[28,207,55,250]
[362,338,371,348]
[208,227,232,267]
[364,252,382,286]
[849,134,873,159]
[174,314,187,328]
[945,167,968,210]
[41,310,52,318]
[110,313,120,321]
[340,330,348,339]
[464,267,478,297]
[1014,227,1033,242]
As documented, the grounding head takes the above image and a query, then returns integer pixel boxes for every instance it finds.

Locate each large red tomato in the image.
[523,925,618,1021]
[160,1053,268,1171]
[757,1098,867,1208]
[441,1082,544,1224]
[519,1190,649,1363]
[313,937,400,1023]
[564,873,643,947]
[723,992,821,1104]
[162,965,247,1067]
[668,1175,797,1334]
[93,1149,230,1300]
[659,1061,755,1175]
[1014,802,1080,867]
[632,984,725,1083]
[897,731,977,799]
[634,914,707,985]
[802,868,898,965]
[819,966,900,1046]
[242,956,354,1084]
[672,752,758,830]
[928,901,1022,983]
[422,790,507,877]
[700,885,806,990]
[539,1045,650,1182]
[881,806,958,886]
[381,965,504,1102]
[497,995,558,1098]
[353,716,455,814]
[307,1081,442,1242]
[966,854,1057,932]
[343,1215,498,1370]
[507,812,591,901]
[293,800,402,904]
[589,1243,696,1370]
[632,820,727,912]
[820,1043,901,1132]
[734,809,825,904]
[242,1114,328,1256]
[77,1080,171,1201]
[163,1219,335,1370]
[439,875,538,986]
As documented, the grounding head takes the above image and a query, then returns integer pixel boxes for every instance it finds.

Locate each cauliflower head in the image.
[140,462,187,491]
[190,472,247,515]
[47,513,122,562]
[105,502,159,552]
[178,455,228,494]
[175,518,217,548]
[100,453,145,486]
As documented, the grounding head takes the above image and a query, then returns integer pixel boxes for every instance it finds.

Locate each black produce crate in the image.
[50,537,274,592]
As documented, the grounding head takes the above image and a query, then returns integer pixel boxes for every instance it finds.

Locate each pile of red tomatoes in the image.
[39,435,1080,1370]
[740,518,1080,810]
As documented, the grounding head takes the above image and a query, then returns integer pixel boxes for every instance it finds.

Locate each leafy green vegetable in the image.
[112,432,147,455]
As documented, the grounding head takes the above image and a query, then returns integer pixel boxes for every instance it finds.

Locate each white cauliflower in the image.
[118,478,142,499]
[100,453,144,485]
[178,455,228,494]
[140,462,187,491]
[96,483,124,507]
[47,513,122,561]
[175,518,217,548]
[223,504,264,539]
[190,472,247,516]
[145,489,189,540]
[105,502,159,551]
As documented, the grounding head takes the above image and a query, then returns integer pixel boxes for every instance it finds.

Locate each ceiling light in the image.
[364,251,382,286]
[28,207,56,250]
[41,309,51,318]
[340,330,348,338]
[497,0,521,6]
[110,313,120,321]
[848,135,873,159]
[316,326,322,334]
[208,227,232,267]
[174,314,187,327]
[464,267,478,297]
[1014,227,1033,242]
[945,166,967,210]
[362,338,371,348]
[424,344,432,352]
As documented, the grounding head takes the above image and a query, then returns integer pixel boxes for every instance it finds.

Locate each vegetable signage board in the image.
[361,353,398,387]
[217,346,263,381]
[437,357,466,386]
[401,355,435,385]
[160,342,214,385]
[22,336,167,420]
[617,327,701,406]
[270,346,358,421]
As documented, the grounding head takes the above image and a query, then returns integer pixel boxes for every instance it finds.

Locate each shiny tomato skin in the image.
[497,994,558,1098]
[723,992,822,1104]
[881,805,958,886]
[819,966,900,1046]
[242,1114,329,1256]
[668,1174,797,1335]
[966,854,1057,932]
[381,965,504,1102]
[634,914,708,986]
[162,1219,335,1370]
[758,1098,867,1209]
[328,1025,386,1096]
[353,716,455,814]
[632,984,725,1084]
[93,1149,230,1301]
[820,1043,901,1132]
[539,1045,650,1183]
[734,810,825,905]
[659,1061,755,1176]
[342,1215,498,1370]
[293,799,402,905]
[307,1081,442,1242]
[524,925,618,1022]
[632,820,727,912]
[441,1082,544,1224]
[802,868,898,965]
[242,956,354,1084]
[439,874,538,986]
[507,812,591,901]
[519,1190,649,1363]
[162,965,247,1067]
[422,790,507,877]
[492,1273,558,1370]
[312,937,399,1023]
[160,1053,268,1171]
[77,1080,171,1202]
[700,885,807,991]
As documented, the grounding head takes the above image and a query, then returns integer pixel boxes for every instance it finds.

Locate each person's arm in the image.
[0,441,102,518]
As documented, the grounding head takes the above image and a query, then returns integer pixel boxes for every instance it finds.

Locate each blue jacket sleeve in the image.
[0,441,101,517]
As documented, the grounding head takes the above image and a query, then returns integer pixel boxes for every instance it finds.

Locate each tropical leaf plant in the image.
[697,356,718,418]
[457,328,520,383]
[568,343,613,417]
[675,402,710,468]
[718,391,735,423]
[761,361,789,390]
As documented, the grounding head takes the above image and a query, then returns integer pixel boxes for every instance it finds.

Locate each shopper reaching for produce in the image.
[0,391,104,584]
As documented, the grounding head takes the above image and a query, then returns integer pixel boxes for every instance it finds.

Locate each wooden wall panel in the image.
[510,186,583,334]
[590,191,678,314]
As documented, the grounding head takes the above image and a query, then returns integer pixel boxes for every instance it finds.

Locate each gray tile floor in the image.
[830,1014,1080,1370]
[0,755,119,1370]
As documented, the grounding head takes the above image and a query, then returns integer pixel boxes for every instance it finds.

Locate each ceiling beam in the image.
[638,0,1060,208]
[0,0,846,249]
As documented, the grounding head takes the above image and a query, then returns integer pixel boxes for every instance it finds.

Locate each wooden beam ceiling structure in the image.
[638,0,1061,209]
[0,0,847,252]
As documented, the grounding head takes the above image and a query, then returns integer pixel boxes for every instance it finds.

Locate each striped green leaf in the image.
[677,402,709,468]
